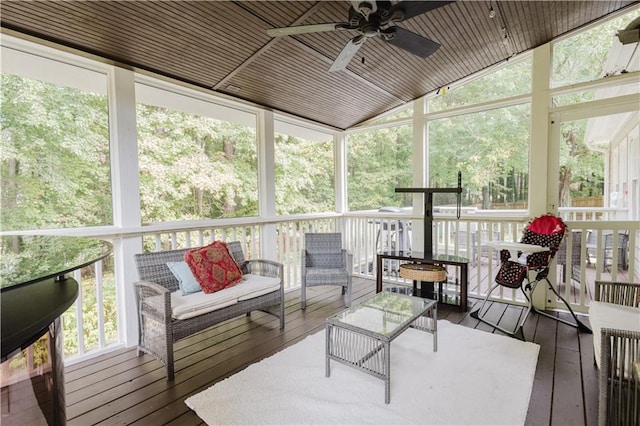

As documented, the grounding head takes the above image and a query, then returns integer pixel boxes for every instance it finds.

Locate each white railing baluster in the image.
[95,260,105,348]
[73,268,84,355]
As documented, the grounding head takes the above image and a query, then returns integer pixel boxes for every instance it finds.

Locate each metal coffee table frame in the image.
[325,292,437,404]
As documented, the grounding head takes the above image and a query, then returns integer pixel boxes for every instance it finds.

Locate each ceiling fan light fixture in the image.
[355,1,375,19]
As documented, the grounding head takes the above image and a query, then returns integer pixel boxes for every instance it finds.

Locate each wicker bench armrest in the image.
[595,281,640,307]
[599,328,640,426]
[601,328,640,374]
[133,280,171,321]
[342,249,353,271]
[245,259,283,281]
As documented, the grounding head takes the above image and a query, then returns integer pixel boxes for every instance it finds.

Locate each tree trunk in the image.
[559,166,572,207]
[482,185,490,209]
[223,138,235,214]
[559,129,579,207]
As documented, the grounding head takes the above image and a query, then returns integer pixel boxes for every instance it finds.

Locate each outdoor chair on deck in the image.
[456,228,500,266]
[590,281,640,426]
[603,231,629,271]
[556,231,583,283]
[471,214,591,340]
[587,231,629,271]
[301,232,352,309]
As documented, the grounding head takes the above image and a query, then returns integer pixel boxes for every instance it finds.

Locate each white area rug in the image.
[185,320,539,425]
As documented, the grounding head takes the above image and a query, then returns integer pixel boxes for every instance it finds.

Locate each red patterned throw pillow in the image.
[184,241,243,294]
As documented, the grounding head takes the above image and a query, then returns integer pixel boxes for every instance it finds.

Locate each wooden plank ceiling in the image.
[1,1,636,129]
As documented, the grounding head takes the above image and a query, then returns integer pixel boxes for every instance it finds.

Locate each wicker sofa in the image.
[133,241,284,380]
[589,280,640,426]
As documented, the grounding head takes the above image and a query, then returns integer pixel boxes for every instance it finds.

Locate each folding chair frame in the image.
[471,265,592,340]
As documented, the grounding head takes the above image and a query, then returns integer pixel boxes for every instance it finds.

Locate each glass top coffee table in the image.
[325,291,437,404]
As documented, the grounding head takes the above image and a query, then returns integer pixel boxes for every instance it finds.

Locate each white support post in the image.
[335,132,348,236]
[531,43,553,217]
[257,110,277,261]
[109,67,143,347]
[531,43,553,309]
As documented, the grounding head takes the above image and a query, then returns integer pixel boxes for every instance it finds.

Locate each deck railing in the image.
[6,210,636,363]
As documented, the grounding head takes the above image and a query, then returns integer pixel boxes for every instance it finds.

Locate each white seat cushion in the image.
[171,290,238,320]
[226,274,281,301]
[168,274,281,320]
[589,301,640,369]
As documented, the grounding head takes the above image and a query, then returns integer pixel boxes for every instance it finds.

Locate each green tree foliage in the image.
[558,119,605,206]
[0,235,109,288]
[136,104,259,223]
[347,125,413,211]
[552,10,640,87]
[429,58,532,112]
[1,74,112,231]
[275,134,334,214]
[62,272,117,356]
[429,104,530,209]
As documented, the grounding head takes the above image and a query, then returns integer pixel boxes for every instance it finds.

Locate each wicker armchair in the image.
[591,280,640,426]
[134,241,284,380]
[301,233,352,309]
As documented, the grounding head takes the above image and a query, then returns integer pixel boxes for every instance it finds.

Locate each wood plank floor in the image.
[64,275,601,426]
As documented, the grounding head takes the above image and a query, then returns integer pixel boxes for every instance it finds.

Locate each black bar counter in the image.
[0,235,111,425]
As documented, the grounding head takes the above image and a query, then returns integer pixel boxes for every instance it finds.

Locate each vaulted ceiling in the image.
[1,1,637,129]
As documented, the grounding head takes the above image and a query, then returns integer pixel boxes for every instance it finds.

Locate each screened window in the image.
[135,83,258,224]
[274,120,335,215]
[563,112,640,213]
[347,125,413,211]
[136,84,258,224]
[428,104,531,210]
[558,118,605,210]
[366,106,414,125]
[428,57,531,113]
[552,9,640,88]
[552,81,640,107]
[1,46,111,231]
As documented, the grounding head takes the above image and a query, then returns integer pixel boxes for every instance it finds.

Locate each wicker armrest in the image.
[599,328,640,426]
[133,280,171,322]
[245,259,284,281]
[595,281,640,307]
[342,249,353,272]
[601,328,640,377]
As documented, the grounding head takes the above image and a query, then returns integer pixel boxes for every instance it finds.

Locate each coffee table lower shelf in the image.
[325,293,437,404]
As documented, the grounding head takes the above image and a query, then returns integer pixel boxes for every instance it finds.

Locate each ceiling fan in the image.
[266,1,453,72]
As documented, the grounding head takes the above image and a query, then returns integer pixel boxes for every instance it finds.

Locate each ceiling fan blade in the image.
[389,1,454,22]
[266,23,348,37]
[384,27,441,58]
[329,37,365,72]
